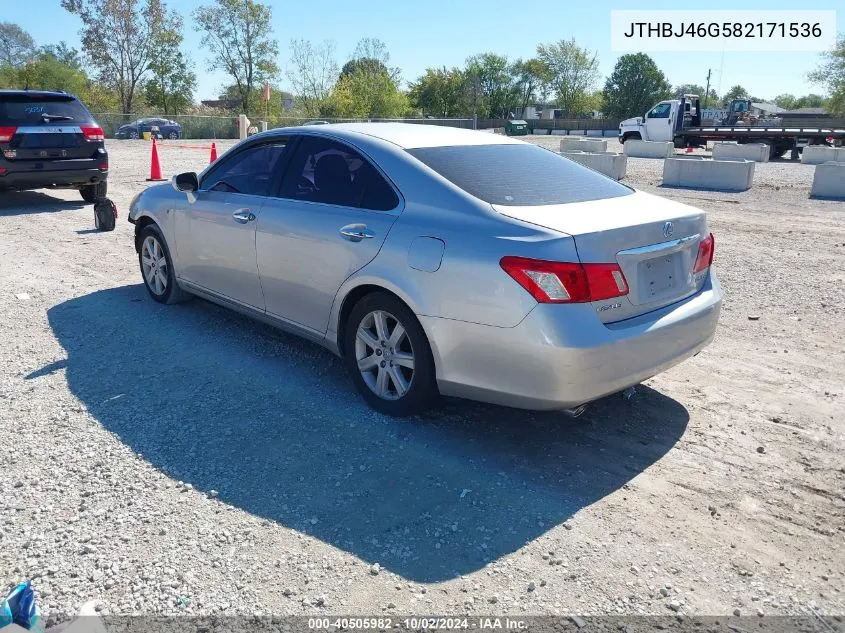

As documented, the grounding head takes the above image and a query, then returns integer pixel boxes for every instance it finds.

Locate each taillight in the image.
[693,233,715,274]
[0,126,17,143]
[500,256,628,304]
[98,164,109,171]
[81,126,104,141]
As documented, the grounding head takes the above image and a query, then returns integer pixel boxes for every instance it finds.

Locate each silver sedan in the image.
[128,123,721,416]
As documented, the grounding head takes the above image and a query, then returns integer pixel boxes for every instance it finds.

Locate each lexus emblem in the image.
[663,221,674,238]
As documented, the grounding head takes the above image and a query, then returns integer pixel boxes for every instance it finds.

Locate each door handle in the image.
[232,209,255,224]
[339,224,375,242]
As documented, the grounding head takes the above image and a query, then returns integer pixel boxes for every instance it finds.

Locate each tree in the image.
[602,53,672,120]
[0,47,119,111]
[1,52,87,93]
[583,90,604,116]
[465,53,519,118]
[536,39,599,117]
[61,0,172,115]
[287,39,339,117]
[194,0,278,115]
[144,10,196,114]
[0,22,36,68]
[511,57,550,112]
[326,39,405,119]
[721,85,749,106]
[809,34,845,115]
[342,38,401,84]
[326,66,408,119]
[794,94,825,109]
[40,42,82,70]
[773,93,798,110]
[408,67,467,117]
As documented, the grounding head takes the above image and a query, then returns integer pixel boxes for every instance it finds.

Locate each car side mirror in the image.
[173,171,198,193]
[172,172,198,204]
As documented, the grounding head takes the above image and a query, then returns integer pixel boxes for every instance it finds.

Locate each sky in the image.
[6,0,842,102]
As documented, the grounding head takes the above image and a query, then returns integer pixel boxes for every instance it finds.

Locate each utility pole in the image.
[703,69,712,109]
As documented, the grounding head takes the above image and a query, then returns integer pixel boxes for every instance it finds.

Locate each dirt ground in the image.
[0,135,843,623]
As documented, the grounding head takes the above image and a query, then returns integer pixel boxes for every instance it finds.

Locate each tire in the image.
[344,292,438,416]
[130,131,140,140]
[168,131,179,140]
[138,225,191,304]
[93,199,116,232]
[621,132,641,144]
[80,181,107,202]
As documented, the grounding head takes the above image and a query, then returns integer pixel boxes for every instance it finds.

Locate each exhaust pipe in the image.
[562,404,588,418]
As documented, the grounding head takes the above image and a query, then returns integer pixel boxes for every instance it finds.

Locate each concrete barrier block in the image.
[530,128,549,135]
[810,162,845,199]
[604,129,618,137]
[561,151,627,180]
[837,148,845,162]
[801,145,838,165]
[712,142,770,162]
[585,129,604,137]
[662,157,755,191]
[623,139,674,159]
[559,137,608,153]
[550,129,567,136]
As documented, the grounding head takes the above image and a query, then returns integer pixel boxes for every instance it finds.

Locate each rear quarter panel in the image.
[327,137,580,334]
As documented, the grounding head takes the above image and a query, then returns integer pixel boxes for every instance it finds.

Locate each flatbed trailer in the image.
[619,95,845,161]
[676,126,845,160]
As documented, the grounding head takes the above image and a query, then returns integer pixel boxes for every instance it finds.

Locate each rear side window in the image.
[278,136,399,211]
[0,96,92,124]
[407,144,632,206]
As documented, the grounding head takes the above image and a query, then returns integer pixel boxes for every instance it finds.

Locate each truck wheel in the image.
[80,181,107,203]
[790,148,800,161]
[621,133,641,144]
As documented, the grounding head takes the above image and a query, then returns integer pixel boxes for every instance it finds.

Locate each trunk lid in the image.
[493,191,709,323]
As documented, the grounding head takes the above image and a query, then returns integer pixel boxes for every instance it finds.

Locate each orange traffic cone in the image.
[209,142,218,164]
[146,138,165,182]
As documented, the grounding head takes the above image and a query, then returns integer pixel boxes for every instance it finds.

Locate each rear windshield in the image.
[407,143,632,206]
[0,95,92,124]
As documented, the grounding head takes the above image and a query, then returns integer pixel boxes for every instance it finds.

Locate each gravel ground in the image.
[0,136,843,624]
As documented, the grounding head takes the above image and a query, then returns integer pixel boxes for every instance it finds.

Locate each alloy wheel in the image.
[141,235,168,296]
[355,310,415,400]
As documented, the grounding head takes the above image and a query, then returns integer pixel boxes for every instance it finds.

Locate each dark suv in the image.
[0,90,108,201]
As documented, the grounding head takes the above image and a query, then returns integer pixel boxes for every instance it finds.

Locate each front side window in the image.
[647,103,671,119]
[278,136,399,211]
[202,142,288,197]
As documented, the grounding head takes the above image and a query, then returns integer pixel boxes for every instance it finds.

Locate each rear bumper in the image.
[422,273,722,410]
[0,164,107,189]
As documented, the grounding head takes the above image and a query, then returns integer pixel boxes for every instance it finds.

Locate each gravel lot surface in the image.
[1,136,843,624]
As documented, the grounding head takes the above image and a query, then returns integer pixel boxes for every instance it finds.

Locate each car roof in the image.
[287,122,524,150]
[0,89,77,99]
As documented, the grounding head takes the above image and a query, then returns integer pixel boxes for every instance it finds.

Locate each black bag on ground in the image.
[94,197,117,232]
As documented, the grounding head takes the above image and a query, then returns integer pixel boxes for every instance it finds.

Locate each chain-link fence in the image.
[94,113,476,140]
[94,113,240,140]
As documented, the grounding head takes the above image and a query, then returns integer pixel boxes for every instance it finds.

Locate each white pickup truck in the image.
[618,95,844,160]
